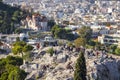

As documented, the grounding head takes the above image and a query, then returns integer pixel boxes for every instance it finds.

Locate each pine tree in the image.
[74,51,87,80]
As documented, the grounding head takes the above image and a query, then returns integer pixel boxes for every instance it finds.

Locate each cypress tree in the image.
[74,51,87,80]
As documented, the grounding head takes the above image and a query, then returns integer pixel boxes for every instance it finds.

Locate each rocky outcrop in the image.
[20,46,120,80]
[87,55,120,80]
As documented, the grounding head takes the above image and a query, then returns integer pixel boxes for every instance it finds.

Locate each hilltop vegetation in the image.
[0,56,27,80]
[0,0,30,34]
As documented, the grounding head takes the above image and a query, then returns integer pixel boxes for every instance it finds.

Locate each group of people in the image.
[85,49,115,63]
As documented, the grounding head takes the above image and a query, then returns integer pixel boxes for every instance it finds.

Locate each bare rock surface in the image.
[20,46,120,80]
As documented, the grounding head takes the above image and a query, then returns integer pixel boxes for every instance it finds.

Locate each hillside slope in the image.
[0,1,29,34]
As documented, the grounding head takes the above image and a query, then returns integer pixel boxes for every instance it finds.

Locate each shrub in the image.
[47,47,54,56]
[115,48,120,55]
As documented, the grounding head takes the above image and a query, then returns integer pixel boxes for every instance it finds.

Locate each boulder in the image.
[57,54,68,63]
[87,58,120,80]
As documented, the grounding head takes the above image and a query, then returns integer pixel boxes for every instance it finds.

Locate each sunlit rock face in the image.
[20,46,120,80]
[87,58,120,80]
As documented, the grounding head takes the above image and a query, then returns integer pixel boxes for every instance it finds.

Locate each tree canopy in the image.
[0,1,30,34]
[74,38,86,48]
[47,47,54,56]
[115,48,120,55]
[48,20,55,29]
[12,41,33,57]
[74,52,87,80]
[0,56,27,80]
[51,25,75,41]
[77,26,92,42]
[8,67,27,80]
[109,44,117,54]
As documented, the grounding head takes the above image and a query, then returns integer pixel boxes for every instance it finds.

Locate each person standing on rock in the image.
[96,51,99,58]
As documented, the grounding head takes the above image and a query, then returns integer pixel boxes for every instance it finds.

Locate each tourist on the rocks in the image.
[105,54,108,59]
[42,65,47,70]
[75,48,80,52]
[90,50,93,54]
[60,47,64,50]
[92,50,95,56]
[109,56,115,60]
[94,61,97,64]
[80,47,85,52]
[99,57,104,63]
[90,50,95,57]
[68,46,70,51]
[92,53,95,56]
[96,51,100,58]
[65,45,68,50]
[36,43,40,49]
[87,51,91,59]
[89,52,93,58]
[70,47,73,51]
[102,50,106,55]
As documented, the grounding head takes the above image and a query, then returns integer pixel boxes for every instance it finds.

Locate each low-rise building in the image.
[40,36,58,47]
[91,25,117,38]
[25,14,48,31]
[98,30,120,45]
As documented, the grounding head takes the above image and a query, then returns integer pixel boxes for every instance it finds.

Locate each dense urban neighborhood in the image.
[0,0,120,80]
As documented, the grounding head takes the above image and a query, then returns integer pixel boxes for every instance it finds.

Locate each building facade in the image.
[26,14,48,31]
[98,30,120,45]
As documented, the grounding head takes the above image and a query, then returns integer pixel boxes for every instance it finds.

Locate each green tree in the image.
[74,38,86,48]
[0,59,6,76]
[88,40,96,46]
[74,52,87,80]
[5,64,17,73]
[51,25,59,37]
[0,2,31,34]
[54,28,66,38]
[94,42,101,50]
[109,44,117,54]
[23,45,33,52]
[55,28,74,40]
[1,72,8,80]
[47,47,54,56]
[12,41,33,57]
[66,32,75,41]
[67,42,74,47]
[8,67,27,80]
[16,37,20,42]
[15,28,23,34]
[115,48,120,55]
[6,56,23,66]
[12,45,23,57]
[23,52,32,61]
[0,11,11,34]
[51,25,75,40]
[48,20,55,29]
[77,26,92,42]
[0,56,26,80]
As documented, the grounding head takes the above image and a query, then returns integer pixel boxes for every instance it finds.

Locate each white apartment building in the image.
[91,25,117,38]
[98,30,120,46]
